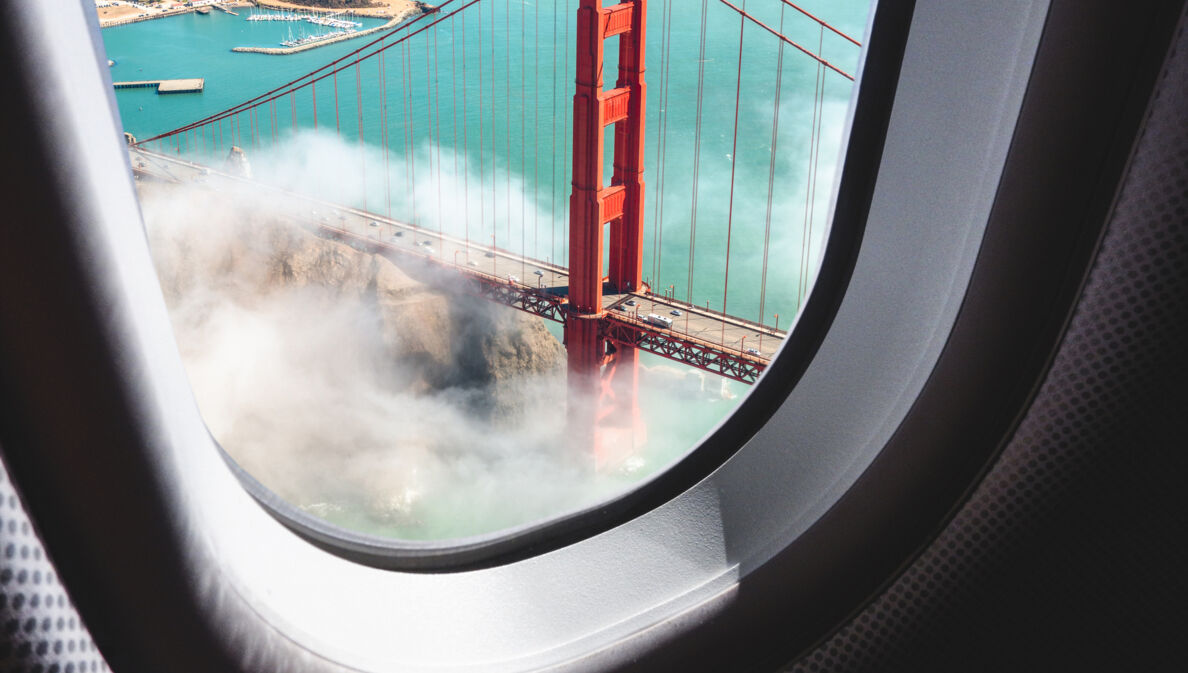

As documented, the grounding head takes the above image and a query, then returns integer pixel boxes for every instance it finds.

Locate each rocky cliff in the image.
[142,181,565,419]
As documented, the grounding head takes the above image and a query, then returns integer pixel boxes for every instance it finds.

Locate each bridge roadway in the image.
[129,148,784,383]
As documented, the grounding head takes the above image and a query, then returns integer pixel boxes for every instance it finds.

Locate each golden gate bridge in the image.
[128,0,859,457]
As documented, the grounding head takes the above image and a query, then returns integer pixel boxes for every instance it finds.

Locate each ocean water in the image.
[101,0,870,539]
[106,1,866,324]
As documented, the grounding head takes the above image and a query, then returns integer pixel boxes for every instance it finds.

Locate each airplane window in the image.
[103,0,871,545]
[8,0,1109,669]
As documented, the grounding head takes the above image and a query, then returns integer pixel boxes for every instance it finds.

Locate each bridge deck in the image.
[130,148,784,381]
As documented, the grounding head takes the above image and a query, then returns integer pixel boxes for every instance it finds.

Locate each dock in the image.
[112,78,204,94]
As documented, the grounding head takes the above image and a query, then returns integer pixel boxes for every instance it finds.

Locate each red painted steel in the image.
[567,0,647,460]
[599,184,627,222]
[601,87,631,124]
[597,344,645,467]
[610,0,647,296]
[604,3,634,37]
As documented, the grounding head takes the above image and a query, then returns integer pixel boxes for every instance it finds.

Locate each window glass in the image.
[103,0,870,540]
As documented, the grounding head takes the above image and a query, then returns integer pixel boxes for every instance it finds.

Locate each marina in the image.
[242,7,368,49]
[246,9,362,30]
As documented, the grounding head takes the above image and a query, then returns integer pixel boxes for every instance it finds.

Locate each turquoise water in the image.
[102,1,870,539]
[106,0,866,327]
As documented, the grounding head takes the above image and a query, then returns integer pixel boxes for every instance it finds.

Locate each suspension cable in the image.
[461,11,471,257]
[650,0,673,288]
[722,0,747,341]
[799,24,825,304]
[804,24,827,302]
[778,0,861,46]
[380,42,391,218]
[760,4,786,328]
[135,2,473,145]
[687,0,710,305]
[716,0,853,81]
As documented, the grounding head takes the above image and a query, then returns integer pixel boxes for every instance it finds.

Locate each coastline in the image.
[252,0,419,19]
[99,2,252,28]
[99,1,423,29]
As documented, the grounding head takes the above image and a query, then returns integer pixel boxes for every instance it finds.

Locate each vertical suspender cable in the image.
[432,27,443,249]
[687,0,710,305]
[522,0,527,272]
[805,24,827,299]
[803,25,822,303]
[406,42,418,228]
[561,2,570,266]
[800,24,826,304]
[520,0,527,276]
[722,0,746,343]
[381,45,392,218]
[333,69,341,136]
[550,0,558,265]
[533,0,539,261]
[312,80,318,130]
[400,42,411,213]
[451,17,460,246]
[357,61,367,213]
[491,0,497,248]
[506,2,512,250]
[424,34,434,227]
[759,4,786,330]
[651,0,674,290]
[462,12,471,257]
[478,7,485,246]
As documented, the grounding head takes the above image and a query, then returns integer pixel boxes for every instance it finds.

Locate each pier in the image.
[112,78,204,94]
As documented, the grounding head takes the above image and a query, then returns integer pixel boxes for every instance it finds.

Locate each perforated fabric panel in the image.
[788,8,1188,673]
[0,462,108,673]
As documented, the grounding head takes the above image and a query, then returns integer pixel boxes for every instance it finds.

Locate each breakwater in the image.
[113,78,205,94]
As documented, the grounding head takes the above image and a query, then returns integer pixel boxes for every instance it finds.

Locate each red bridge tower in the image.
[566,0,648,461]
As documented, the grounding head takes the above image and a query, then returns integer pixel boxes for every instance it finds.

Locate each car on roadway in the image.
[467,261,478,268]
[746,348,761,356]
[533,269,544,276]
[507,275,520,284]
[625,299,637,307]
[369,221,379,228]
[670,309,682,317]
